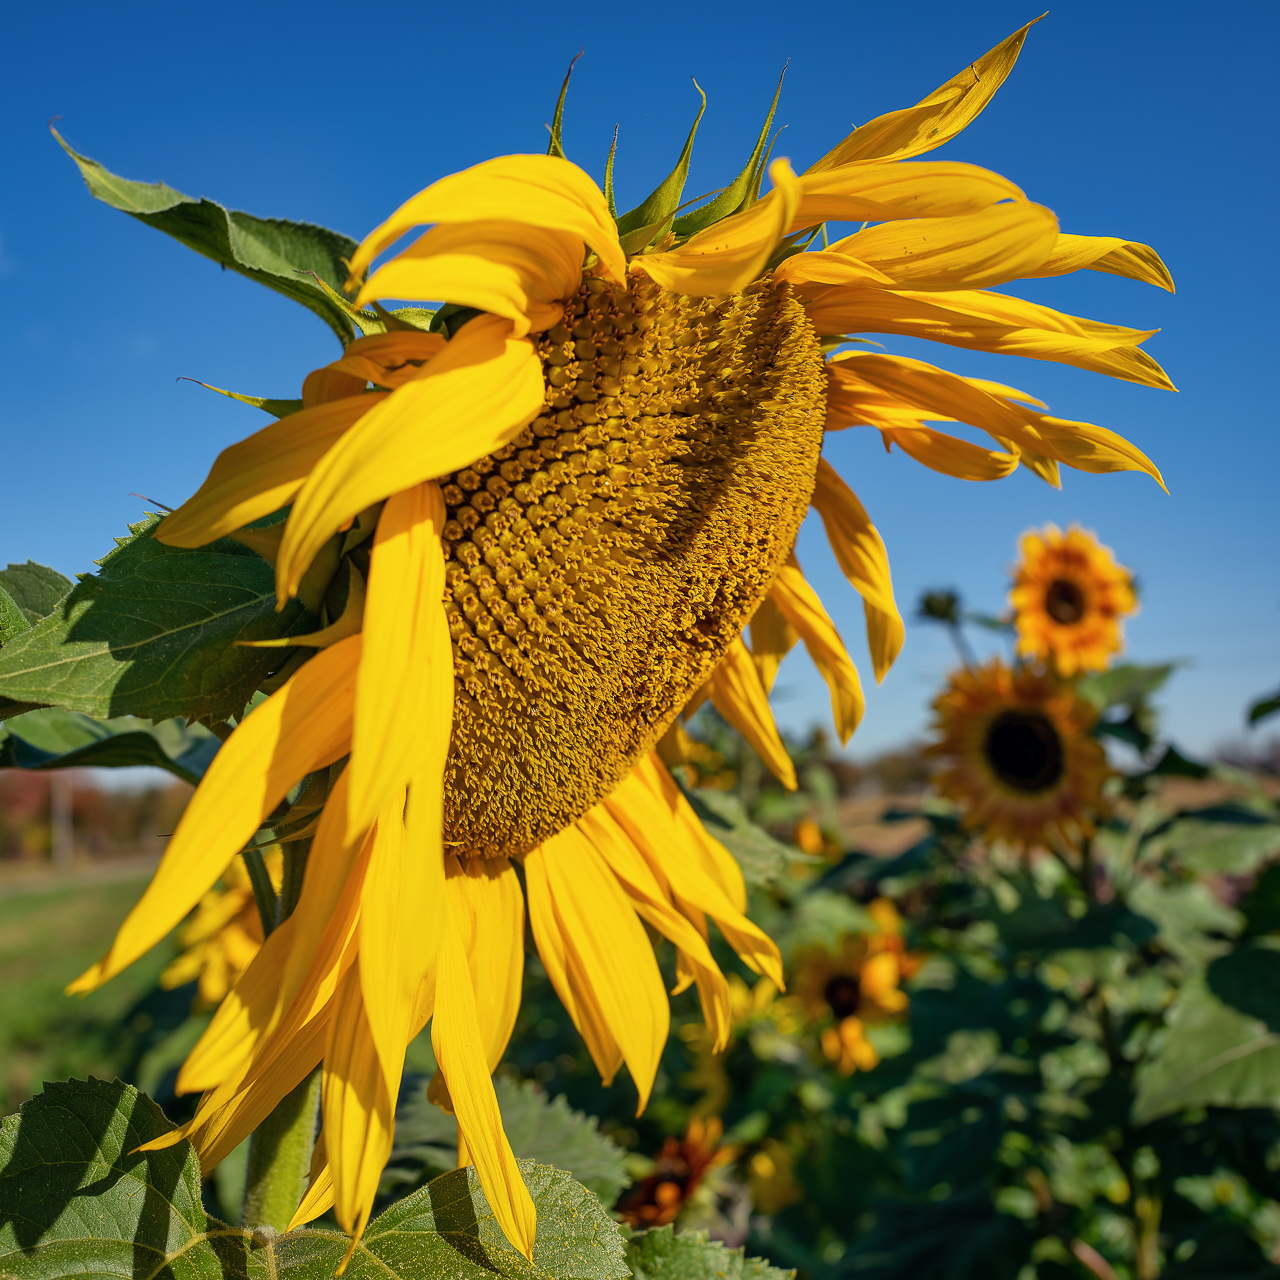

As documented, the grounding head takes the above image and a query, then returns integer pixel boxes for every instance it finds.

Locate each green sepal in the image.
[671,66,787,237]
[614,82,707,246]
[546,51,583,159]
[603,126,619,218]
[54,126,360,346]
[181,377,304,417]
[0,515,316,724]
[0,559,73,624]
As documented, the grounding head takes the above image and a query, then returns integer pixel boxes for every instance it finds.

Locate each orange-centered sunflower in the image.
[67,19,1172,1259]
[928,659,1110,849]
[1011,524,1137,675]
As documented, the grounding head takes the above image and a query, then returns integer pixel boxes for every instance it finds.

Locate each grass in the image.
[0,867,171,1114]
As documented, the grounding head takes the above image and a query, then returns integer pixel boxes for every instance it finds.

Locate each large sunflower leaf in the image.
[55,128,359,346]
[0,516,314,724]
[0,561,72,626]
[0,1078,631,1280]
[624,1226,793,1280]
[0,706,219,783]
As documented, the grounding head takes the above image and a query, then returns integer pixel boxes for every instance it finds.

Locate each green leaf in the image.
[0,706,219,783]
[671,68,786,238]
[1077,662,1176,711]
[615,84,707,245]
[55,127,360,346]
[0,516,315,724]
[623,1226,793,1280]
[1127,878,1241,966]
[677,785,800,887]
[0,560,73,624]
[0,587,27,645]
[387,1077,629,1207]
[1249,688,1280,726]
[0,1077,630,1280]
[1207,944,1280,1032]
[1132,977,1280,1124]
[1164,815,1280,876]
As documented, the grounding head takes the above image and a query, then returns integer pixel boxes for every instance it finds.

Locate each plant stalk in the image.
[240,1067,322,1232]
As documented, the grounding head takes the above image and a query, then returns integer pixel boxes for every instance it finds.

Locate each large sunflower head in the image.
[928,659,1110,849]
[68,19,1174,1257]
[1010,523,1136,675]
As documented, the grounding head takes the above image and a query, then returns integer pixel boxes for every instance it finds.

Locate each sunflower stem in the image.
[276,838,313,927]
[242,846,279,938]
[240,1066,321,1231]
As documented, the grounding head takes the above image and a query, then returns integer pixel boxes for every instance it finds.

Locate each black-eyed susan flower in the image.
[791,899,920,1074]
[66,18,1173,1256]
[928,659,1110,850]
[1011,524,1137,675]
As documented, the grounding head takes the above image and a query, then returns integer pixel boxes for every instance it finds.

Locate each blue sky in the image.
[1,0,1275,763]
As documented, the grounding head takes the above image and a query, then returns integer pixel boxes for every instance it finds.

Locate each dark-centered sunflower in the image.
[1011,524,1137,674]
[68,19,1173,1257]
[928,660,1110,849]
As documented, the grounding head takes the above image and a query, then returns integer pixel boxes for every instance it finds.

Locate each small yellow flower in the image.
[1011,524,1136,674]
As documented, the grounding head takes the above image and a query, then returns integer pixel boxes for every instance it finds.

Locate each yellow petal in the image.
[882,426,1020,482]
[810,461,904,683]
[1022,414,1166,490]
[445,857,524,1070]
[323,963,396,1255]
[804,287,1176,390]
[576,806,730,1051]
[347,153,624,289]
[310,332,450,404]
[708,636,796,789]
[277,315,544,601]
[524,830,669,1108]
[610,757,783,987]
[770,556,865,744]
[748,594,799,694]
[635,159,801,297]
[348,481,452,838]
[241,559,365,649]
[357,222,583,337]
[806,18,1042,169]
[1030,234,1174,293]
[289,1130,334,1229]
[66,636,360,995]
[791,162,1025,232]
[813,203,1060,292]
[432,904,537,1261]
[157,396,388,549]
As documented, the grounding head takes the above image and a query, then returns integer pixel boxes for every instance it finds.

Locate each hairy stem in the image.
[240,1067,322,1232]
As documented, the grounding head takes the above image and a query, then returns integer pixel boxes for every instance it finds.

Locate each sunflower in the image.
[1010,523,1137,674]
[790,899,919,1074]
[928,659,1110,849]
[67,19,1173,1258]
[159,849,282,1011]
[616,1116,734,1227]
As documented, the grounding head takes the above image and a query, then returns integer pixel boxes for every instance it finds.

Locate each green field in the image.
[0,866,169,1114]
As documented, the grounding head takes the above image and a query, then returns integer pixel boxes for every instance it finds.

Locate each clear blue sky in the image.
[2,0,1276,762]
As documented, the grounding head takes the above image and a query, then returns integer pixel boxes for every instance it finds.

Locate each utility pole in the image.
[50,772,74,865]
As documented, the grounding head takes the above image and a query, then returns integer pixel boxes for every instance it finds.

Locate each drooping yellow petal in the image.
[323,962,396,1259]
[346,153,624,289]
[445,857,524,1070]
[156,396,387,549]
[348,481,451,838]
[749,594,799,694]
[882,426,1021,482]
[806,18,1042,170]
[1029,234,1175,292]
[1021,414,1166,489]
[241,559,365,649]
[357,222,582,337]
[607,757,783,987]
[66,636,360,994]
[708,636,797,790]
[769,556,865,744]
[289,1130,334,1229]
[803,287,1176,390]
[810,461,903,683]
[636,159,801,297]
[277,315,544,601]
[432,904,537,1261]
[791,162,1025,232]
[786,203,1060,293]
[575,806,730,1051]
[524,830,669,1108]
[315,332,451,396]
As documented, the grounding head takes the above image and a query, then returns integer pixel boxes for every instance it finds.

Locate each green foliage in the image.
[384,1076,629,1208]
[0,1078,630,1280]
[0,706,219,782]
[0,588,27,646]
[55,129,360,346]
[0,516,315,725]
[624,1226,793,1280]
[681,785,800,888]
[0,561,73,625]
